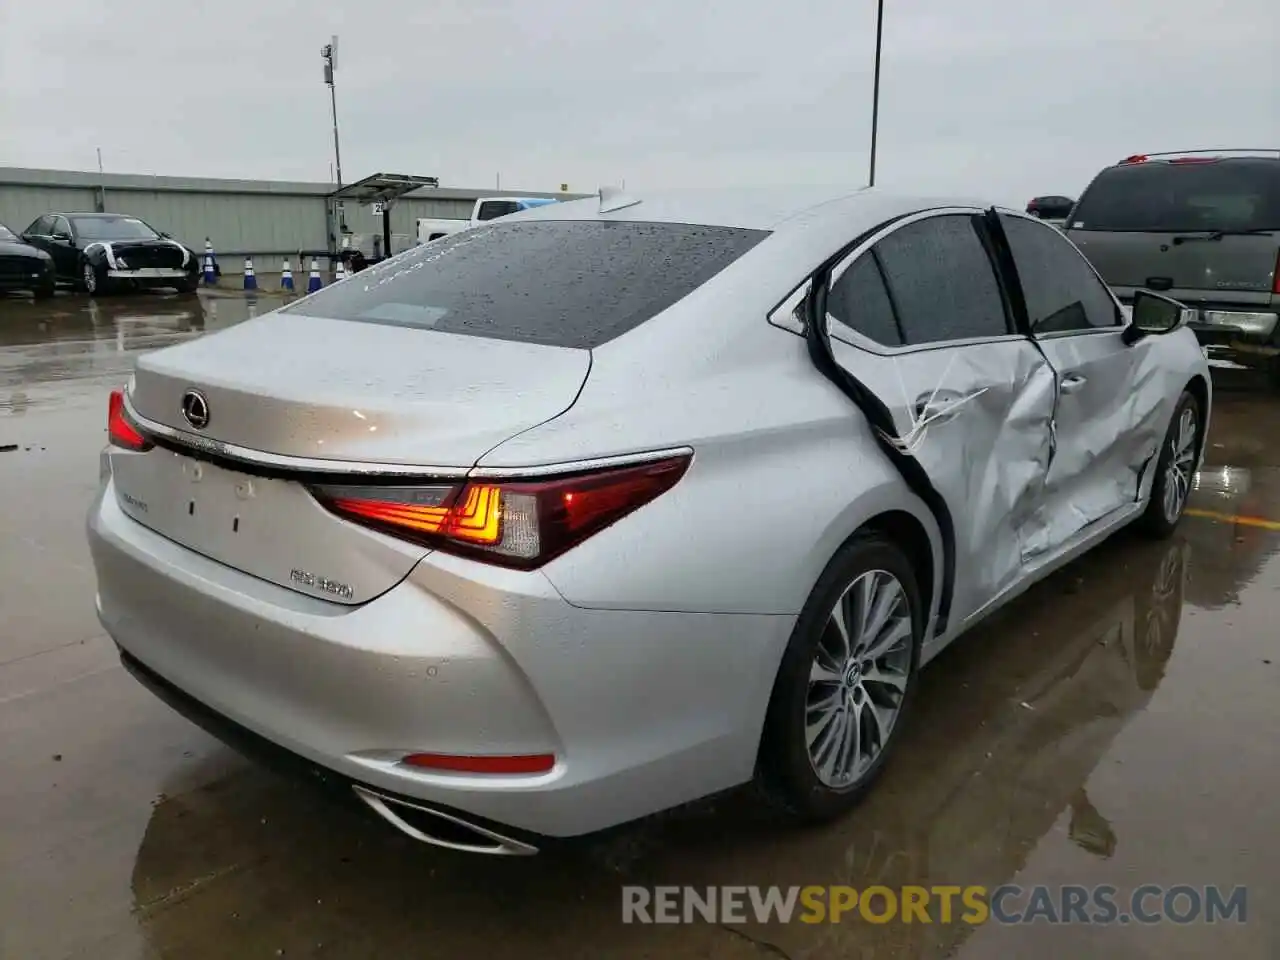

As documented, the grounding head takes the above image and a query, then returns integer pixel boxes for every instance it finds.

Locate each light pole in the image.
[868,0,885,187]
[322,36,343,188]
[322,36,345,248]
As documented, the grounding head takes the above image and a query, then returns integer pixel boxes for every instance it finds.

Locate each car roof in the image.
[50,212,144,218]
[500,185,993,233]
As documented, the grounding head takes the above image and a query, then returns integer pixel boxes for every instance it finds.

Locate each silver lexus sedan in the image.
[88,187,1210,855]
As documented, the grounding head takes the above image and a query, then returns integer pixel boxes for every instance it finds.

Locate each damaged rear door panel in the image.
[816,210,1058,629]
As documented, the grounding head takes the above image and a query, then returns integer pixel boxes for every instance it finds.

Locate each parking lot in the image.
[1,291,1277,959]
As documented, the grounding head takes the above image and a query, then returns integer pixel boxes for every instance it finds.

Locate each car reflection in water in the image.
[124,536,1191,960]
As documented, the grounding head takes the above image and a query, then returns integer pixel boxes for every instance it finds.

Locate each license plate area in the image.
[116,452,296,564]
[109,448,428,604]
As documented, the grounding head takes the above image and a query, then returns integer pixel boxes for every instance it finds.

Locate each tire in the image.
[756,532,924,822]
[174,275,199,295]
[82,260,107,296]
[33,282,55,300]
[1136,390,1201,539]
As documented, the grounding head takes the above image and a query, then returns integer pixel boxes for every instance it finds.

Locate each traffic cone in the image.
[307,259,322,293]
[203,239,216,285]
[243,258,257,291]
[335,259,347,283]
[281,259,294,292]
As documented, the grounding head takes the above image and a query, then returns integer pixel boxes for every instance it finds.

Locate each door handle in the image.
[1060,374,1088,394]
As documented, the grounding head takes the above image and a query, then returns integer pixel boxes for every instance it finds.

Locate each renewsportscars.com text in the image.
[621,884,1248,926]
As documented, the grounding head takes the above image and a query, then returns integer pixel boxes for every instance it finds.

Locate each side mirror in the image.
[1122,290,1187,345]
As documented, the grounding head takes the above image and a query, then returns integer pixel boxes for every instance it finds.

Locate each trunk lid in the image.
[115,311,590,603]
[128,311,591,466]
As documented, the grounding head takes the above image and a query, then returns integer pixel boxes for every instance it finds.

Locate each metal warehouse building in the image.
[0,166,586,275]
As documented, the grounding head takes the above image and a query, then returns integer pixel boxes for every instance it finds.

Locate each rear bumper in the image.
[117,644,551,846]
[1116,289,1279,359]
[1188,315,1280,366]
[87,479,786,838]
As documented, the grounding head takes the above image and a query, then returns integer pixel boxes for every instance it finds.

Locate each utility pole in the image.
[868,0,885,187]
[321,36,345,251]
[95,147,106,212]
[322,37,343,189]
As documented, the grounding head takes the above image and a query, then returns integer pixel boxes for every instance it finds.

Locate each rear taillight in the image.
[1120,154,1148,164]
[1273,248,1280,295]
[310,454,691,569]
[108,389,152,452]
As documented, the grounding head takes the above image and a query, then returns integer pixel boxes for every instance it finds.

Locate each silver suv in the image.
[1064,150,1280,387]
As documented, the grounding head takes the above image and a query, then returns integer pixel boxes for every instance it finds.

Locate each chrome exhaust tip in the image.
[352,785,538,856]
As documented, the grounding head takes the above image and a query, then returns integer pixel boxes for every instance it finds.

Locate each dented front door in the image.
[996,212,1164,555]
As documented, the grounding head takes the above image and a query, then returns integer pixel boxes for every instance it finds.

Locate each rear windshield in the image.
[282,220,769,349]
[1071,159,1280,233]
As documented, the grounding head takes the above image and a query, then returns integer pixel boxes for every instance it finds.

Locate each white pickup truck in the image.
[416,196,559,244]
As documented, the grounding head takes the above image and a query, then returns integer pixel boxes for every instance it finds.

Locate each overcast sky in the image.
[1,0,1275,205]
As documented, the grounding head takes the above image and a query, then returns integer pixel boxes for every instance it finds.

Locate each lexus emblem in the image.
[180,389,210,430]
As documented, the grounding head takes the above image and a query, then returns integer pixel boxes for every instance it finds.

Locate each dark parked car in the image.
[0,221,56,298]
[1064,150,1280,386]
[20,212,200,295]
[1026,195,1075,221]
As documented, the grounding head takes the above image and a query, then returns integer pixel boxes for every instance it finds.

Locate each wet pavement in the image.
[1,291,1277,960]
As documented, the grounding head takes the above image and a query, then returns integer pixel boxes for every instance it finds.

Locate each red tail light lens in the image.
[107,389,152,452]
[311,454,691,569]
[1120,154,1148,164]
[401,752,556,775]
[1273,249,1280,295]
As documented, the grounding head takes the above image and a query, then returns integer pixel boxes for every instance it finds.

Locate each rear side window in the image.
[873,214,1010,344]
[1071,159,1280,232]
[475,200,520,221]
[282,220,769,349]
[1000,215,1120,334]
[827,253,902,346]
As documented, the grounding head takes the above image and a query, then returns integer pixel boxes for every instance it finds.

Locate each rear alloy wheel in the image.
[757,533,923,821]
[1137,390,1200,539]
